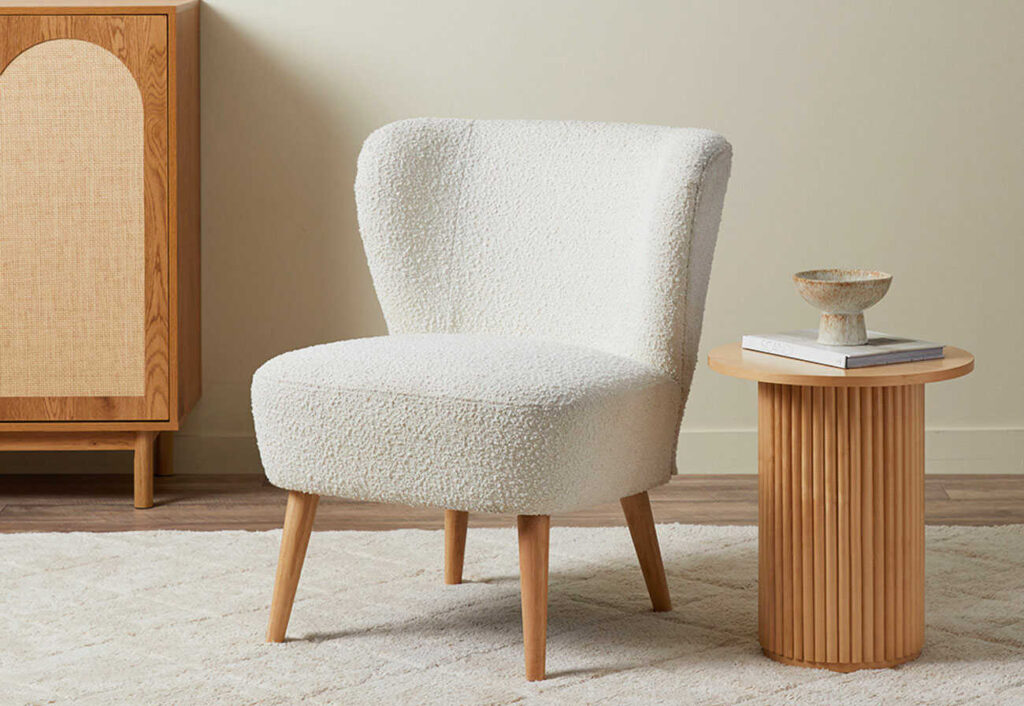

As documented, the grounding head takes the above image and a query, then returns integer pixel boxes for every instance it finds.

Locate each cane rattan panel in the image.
[0,39,145,397]
[0,1,199,508]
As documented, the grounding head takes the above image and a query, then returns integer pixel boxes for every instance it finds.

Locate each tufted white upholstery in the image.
[252,119,731,515]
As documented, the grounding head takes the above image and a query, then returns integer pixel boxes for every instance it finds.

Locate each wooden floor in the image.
[1,474,1023,532]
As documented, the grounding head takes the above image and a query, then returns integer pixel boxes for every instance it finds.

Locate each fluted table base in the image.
[757,382,925,671]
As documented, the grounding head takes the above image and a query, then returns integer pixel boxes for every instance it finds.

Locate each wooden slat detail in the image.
[812,385,825,663]
[799,386,814,659]
[897,386,907,657]
[780,384,792,657]
[790,384,803,660]
[849,387,863,663]
[759,383,924,671]
[861,387,875,663]
[824,386,837,663]
[884,386,896,661]
[773,383,783,653]
[919,387,927,642]
[761,383,770,647]
[837,387,850,663]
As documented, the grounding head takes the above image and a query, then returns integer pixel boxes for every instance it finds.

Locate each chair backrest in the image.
[355,118,731,397]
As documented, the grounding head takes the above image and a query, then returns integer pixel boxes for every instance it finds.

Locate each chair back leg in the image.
[621,491,672,611]
[517,514,550,681]
[267,491,320,642]
[444,509,469,584]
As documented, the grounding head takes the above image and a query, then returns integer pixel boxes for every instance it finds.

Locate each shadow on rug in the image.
[2,524,1022,704]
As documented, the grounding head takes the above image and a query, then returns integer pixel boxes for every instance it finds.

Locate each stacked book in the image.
[741,330,944,369]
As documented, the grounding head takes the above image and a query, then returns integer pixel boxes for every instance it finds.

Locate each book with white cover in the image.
[741,330,944,369]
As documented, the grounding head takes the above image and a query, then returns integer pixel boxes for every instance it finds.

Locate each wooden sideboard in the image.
[0,0,200,507]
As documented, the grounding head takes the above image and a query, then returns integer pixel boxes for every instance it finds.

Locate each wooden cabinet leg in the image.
[621,491,672,612]
[267,491,320,642]
[154,431,174,476]
[133,431,157,509]
[517,514,550,681]
[444,509,469,584]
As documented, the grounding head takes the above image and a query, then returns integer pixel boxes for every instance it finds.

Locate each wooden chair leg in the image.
[444,509,469,584]
[267,491,320,642]
[517,514,550,681]
[621,491,672,612]
[133,431,157,509]
[154,431,174,477]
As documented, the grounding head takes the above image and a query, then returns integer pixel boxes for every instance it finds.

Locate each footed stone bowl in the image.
[793,269,892,345]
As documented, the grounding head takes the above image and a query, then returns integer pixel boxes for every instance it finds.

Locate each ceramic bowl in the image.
[793,269,892,345]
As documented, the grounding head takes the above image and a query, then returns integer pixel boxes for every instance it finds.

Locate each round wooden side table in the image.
[708,343,974,672]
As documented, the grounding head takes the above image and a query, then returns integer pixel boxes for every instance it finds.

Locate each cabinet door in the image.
[0,15,169,421]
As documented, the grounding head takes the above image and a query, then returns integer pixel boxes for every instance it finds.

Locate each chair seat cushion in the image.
[251,334,682,514]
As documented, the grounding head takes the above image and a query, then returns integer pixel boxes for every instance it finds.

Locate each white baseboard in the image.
[0,429,1021,475]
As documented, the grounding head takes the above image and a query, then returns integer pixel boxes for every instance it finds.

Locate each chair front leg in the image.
[267,491,320,642]
[621,491,672,611]
[444,509,469,584]
[517,514,550,681]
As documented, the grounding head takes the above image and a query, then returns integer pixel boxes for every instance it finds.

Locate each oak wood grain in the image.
[758,383,926,671]
[154,431,173,476]
[0,421,181,432]
[170,1,200,422]
[0,3,199,434]
[132,430,156,508]
[2,474,1022,533]
[708,343,973,388]
[620,491,672,612]
[444,509,468,585]
[0,1,196,11]
[517,514,549,681]
[0,14,169,422]
[266,491,319,642]
[0,432,135,450]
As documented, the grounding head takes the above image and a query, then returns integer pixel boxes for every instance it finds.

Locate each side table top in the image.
[708,342,973,387]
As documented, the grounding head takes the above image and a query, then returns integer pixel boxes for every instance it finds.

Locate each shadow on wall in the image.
[1,6,384,475]
[199,4,383,389]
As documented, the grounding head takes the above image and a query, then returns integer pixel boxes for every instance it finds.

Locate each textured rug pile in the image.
[2,525,1023,704]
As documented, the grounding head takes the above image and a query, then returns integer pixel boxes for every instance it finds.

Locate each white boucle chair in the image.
[252,118,732,681]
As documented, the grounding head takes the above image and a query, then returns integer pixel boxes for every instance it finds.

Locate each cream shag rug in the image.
[3,525,1024,705]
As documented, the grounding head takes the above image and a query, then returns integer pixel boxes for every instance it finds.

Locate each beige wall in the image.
[10,0,1023,474]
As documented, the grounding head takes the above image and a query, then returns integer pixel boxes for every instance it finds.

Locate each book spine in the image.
[844,349,945,368]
